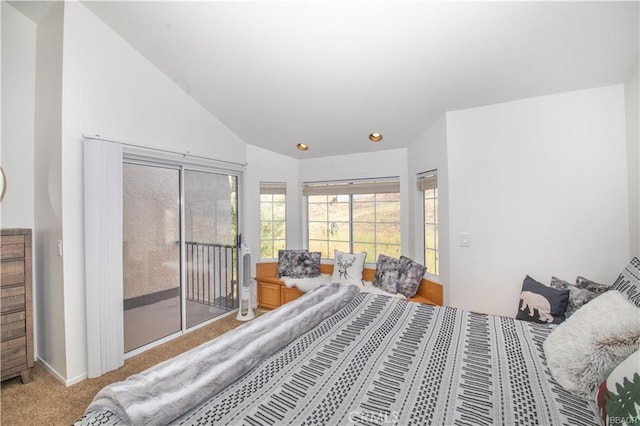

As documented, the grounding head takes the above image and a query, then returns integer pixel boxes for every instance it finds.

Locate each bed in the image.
[76,282,601,425]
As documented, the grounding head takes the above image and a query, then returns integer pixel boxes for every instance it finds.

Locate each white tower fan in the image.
[236,242,255,321]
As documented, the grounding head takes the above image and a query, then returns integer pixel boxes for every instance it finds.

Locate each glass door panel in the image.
[184,170,238,327]
[123,163,181,352]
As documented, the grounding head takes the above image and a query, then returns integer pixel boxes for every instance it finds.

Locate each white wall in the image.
[446,85,629,317]
[625,60,639,258]
[245,144,301,266]
[1,3,36,229]
[298,148,410,264]
[33,1,66,381]
[57,2,247,384]
[407,115,449,295]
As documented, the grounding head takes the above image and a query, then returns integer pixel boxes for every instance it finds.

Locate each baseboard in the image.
[65,371,88,386]
[36,356,87,387]
[124,287,180,310]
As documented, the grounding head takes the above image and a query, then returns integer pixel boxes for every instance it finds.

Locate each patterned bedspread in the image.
[78,290,600,426]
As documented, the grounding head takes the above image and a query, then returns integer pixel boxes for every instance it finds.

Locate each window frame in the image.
[418,170,439,277]
[259,182,287,259]
[304,178,401,263]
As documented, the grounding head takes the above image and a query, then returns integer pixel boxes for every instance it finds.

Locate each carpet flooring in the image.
[0,310,263,426]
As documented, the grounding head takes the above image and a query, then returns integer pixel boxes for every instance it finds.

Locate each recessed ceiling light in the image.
[296,143,309,151]
[369,132,383,142]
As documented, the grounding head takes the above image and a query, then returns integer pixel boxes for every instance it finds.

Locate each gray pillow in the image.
[549,276,572,290]
[277,249,320,278]
[397,256,426,298]
[373,254,401,294]
[277,249,295,277]
[575,275,609,294]
[550,276,598,318]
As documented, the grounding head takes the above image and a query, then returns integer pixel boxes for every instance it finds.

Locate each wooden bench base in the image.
[256,262,443,310]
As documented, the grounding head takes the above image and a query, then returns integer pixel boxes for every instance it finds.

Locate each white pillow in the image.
[331,250,366,285]
[543,290,640,398]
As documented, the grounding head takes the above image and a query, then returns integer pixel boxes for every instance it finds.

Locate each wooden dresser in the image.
[1,228,34,383]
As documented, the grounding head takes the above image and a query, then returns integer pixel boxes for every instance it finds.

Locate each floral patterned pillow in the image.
[595,349,640,425]
[373,254,426,297]
[550,276,599,318]
[373,254,402,294]
[575,275,610,294]
[277,249,321,278]
[397,256,426,298]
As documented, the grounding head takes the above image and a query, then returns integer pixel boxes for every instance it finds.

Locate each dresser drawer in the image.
[1,336,27,378]
[1,311,26,341]
[0,286,25,314]
[0,235,25,261]
[0,260,25,287]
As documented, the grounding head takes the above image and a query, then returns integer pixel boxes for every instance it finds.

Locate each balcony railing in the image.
[185,241,238,309]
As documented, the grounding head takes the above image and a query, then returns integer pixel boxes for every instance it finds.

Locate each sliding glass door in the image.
[123,161,239,353]
[123,163,181,353]
[184,170,238,327]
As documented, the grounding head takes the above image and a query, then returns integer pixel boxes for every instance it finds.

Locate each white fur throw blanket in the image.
[281,274,333,292]
[84,283,360,425]
[543,290,640,397]
[282,274,407,299]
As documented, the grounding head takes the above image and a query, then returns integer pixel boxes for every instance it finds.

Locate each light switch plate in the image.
[459,232,471,247]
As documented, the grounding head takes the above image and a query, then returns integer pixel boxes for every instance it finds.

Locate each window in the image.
[304,179,400,263]
[418,171,438,276]
[260,182,286,259]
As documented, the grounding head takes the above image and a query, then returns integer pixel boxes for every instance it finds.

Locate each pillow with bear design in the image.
[516,275,569,324]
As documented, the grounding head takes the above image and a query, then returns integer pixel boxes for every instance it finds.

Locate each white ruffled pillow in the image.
[543,290,640,398]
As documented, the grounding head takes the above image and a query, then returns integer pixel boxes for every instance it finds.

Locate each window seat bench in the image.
[256,262,444,310]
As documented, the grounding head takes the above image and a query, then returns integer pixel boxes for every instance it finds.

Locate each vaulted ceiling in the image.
[63,2,640,158]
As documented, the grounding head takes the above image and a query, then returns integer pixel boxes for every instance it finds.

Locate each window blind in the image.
[416,171,438,191]
[84,138,124,377]
[303,178,399,196]
[260,181,287,195]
